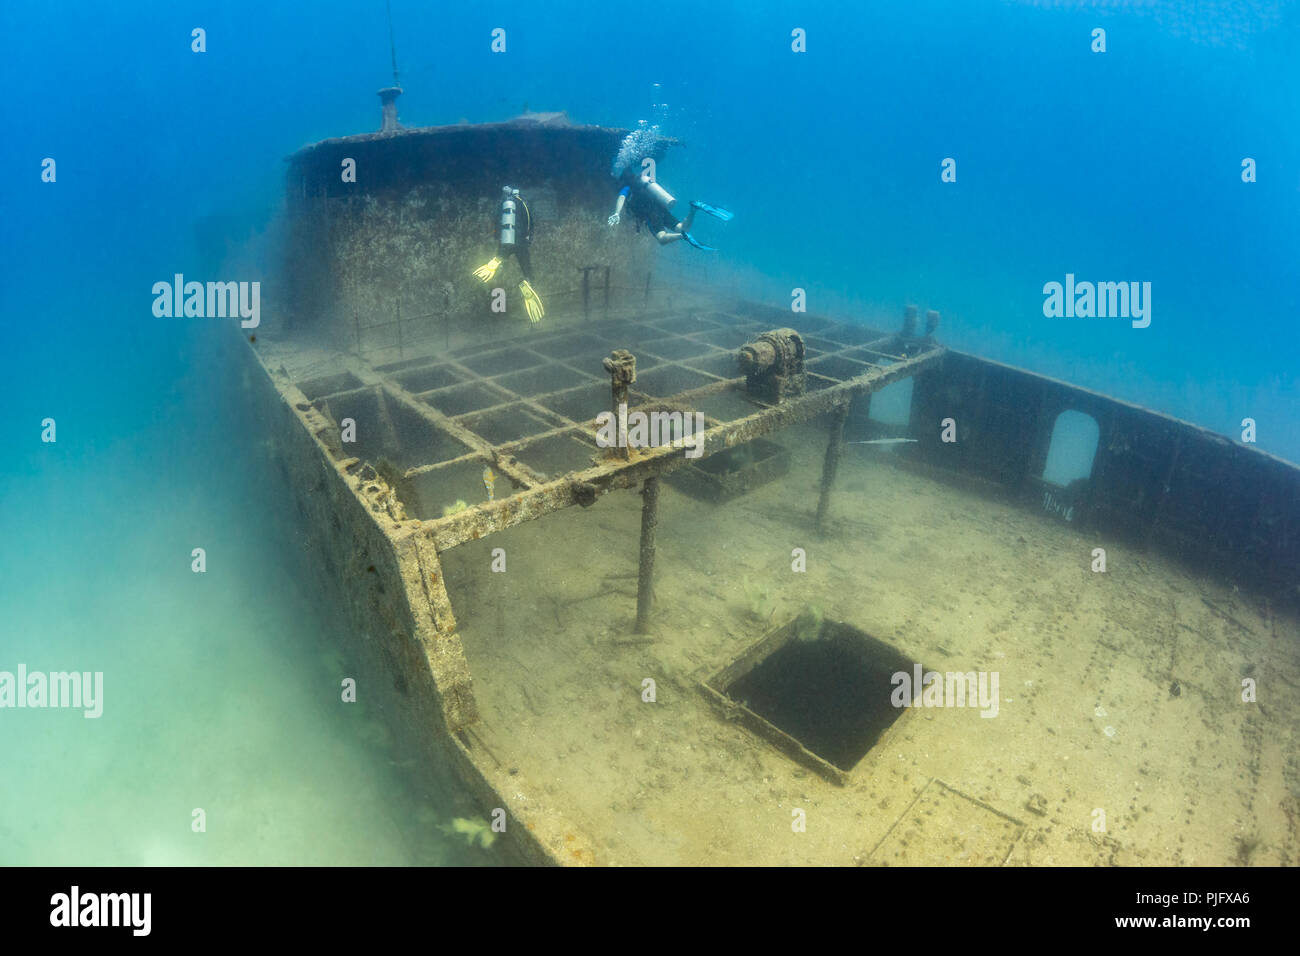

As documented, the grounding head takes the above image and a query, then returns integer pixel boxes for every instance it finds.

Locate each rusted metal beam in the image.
[402,533,479,732]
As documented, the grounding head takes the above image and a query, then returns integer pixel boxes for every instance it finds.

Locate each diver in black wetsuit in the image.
[606,168,732,250]
[472,186,545,322]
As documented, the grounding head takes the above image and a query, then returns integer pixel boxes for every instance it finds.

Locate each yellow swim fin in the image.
[518,279,545,323]
[473,256,503,282]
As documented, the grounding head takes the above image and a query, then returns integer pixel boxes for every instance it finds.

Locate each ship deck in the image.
[443,440,1299,864]
[247,302,1300,866]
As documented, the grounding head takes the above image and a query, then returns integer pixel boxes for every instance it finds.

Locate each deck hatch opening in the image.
[297,371,364,401]
[710,617,923,777]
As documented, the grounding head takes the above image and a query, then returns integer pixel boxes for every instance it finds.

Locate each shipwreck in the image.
[235,91,1300,866]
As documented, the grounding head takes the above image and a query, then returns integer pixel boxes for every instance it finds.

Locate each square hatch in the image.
[704,614,924,783]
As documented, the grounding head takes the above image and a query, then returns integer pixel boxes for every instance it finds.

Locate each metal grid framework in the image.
[268,303,942,737]
[295,305,944,550]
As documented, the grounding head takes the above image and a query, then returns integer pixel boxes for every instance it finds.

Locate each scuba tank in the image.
[499,186,520,246]
[639,172,675,209]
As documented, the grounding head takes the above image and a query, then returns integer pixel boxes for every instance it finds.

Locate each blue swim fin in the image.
[681,231,715,251]
[690,200,734,222]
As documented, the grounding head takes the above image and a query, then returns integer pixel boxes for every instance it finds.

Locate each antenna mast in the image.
[377,0,403,132]
[386,0,400,87]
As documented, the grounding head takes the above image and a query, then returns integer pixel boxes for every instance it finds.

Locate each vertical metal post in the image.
[603,349,636,461]
[396,298,404,359]
[443,285,451,351]
[635,476,660,634]
[815,402,850,535]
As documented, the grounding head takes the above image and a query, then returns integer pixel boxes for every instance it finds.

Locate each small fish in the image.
[482,466,496,500]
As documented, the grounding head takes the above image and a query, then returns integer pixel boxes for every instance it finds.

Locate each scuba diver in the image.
[473,186,545,323]
[606,168,732,250]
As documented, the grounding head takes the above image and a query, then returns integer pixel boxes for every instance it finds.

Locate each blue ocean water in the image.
[1,1,1296,865]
